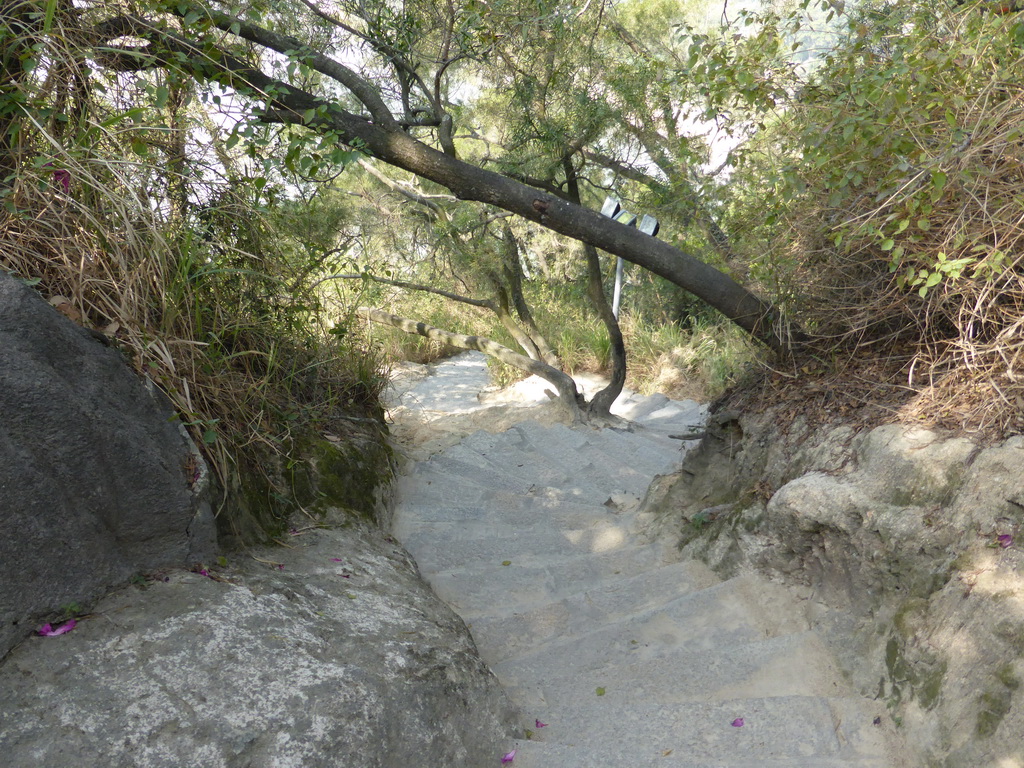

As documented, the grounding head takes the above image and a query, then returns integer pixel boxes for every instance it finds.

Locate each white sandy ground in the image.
[385,352,909,768]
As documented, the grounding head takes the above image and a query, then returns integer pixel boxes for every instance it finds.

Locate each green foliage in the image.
[0,4,392,541]
[753,2,1024,300]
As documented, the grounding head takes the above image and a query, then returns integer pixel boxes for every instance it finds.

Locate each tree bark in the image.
[562,156,626,417]
[500,225,560,367]
[357,307,582,421]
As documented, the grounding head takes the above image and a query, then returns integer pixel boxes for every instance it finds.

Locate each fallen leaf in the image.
[596,687,606,696]
[501,560,512,566]
[37,619,76,636]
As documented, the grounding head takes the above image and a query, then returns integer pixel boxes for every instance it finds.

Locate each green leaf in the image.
[880,238,895,251]
[154,84,169,109]
[202,429,218,445]
[596,687,606,696]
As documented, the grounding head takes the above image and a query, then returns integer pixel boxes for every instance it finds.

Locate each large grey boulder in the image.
[0,270,216,658]
[0,522,520,767]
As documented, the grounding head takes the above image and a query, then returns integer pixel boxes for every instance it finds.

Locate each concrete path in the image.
[389,353,902,767]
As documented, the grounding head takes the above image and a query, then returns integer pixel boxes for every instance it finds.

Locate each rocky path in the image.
[389,353,902,768]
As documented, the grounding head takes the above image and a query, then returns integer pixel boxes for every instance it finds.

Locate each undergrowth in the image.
[0,111,388,542]
[728,2,1024,435]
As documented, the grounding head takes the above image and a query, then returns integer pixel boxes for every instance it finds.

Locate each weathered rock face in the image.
[644,411,1024,767]
[0,270,216,659]
[0,520,520,767]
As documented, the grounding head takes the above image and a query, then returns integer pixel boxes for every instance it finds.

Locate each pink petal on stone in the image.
[501,750,516,764]
[731,718,744,727]
[998,534,1013,548]
[330,558,344,562]
[38,619,76,636]
[535,719,547,728]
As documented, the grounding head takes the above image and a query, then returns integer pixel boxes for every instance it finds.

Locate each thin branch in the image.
[314,272,493,308]
[182,3,396,126]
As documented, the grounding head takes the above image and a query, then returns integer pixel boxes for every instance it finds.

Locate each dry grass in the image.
[750,7,1024,436]
[1,121,388,540]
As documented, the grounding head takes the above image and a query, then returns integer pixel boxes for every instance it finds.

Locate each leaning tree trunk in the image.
[582,242,627,417]
[500,225,561,367]
[357,307,583,422]
[564,157,626,417]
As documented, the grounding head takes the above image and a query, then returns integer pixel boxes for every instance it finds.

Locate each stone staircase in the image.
[390,354,902,767]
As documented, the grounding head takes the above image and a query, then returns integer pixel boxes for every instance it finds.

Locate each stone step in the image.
[632,399,708,430]
[468,570,797,664]
[414,454,541,494]
[501,695,884,765]
[428,546,676,624]
[397,516,636,563]
[507,738,893,768]
[394,494,626,532]
[397,469,634,518]
[398,524,641,577]
[611,391,671,421]
[509,424,657,495]
[495,630,846,712]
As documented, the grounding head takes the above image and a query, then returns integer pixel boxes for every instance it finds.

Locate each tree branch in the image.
[179,3,397,126]
[92,11,796,352]
[315,273,492,309]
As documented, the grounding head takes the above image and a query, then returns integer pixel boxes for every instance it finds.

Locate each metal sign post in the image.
[600,197,660,318]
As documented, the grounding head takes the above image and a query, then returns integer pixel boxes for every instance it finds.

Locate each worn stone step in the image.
[501,695,880,764]
[397,469,635,519]
[496,630,847,714]
[468,569,804,665]
[394,495,625,533]
[611,391,671,420]
[509,424,657,495]
[398,524,637,577]
[507,738,893,768]
[414,454,542,494]
[397,515,635,563]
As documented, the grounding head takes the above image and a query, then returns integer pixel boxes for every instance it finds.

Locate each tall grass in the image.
[1,68,389,541]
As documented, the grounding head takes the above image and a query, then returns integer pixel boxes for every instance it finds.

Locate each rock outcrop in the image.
[0,276,519,766]
[645,410,1024,767]
[0,270,216,659]
[0,520,519,767]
